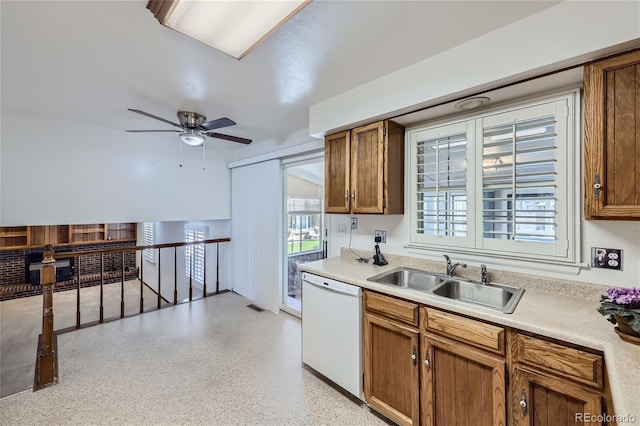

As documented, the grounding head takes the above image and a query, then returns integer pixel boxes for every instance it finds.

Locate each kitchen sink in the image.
[367,268,448,291]
[431,279,524,314]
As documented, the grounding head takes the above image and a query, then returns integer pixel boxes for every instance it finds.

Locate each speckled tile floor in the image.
[1,280,165,398]
[1,292,387,426]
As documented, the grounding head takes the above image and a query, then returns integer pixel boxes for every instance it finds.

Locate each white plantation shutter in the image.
[143,222,155,263]
[409,92,576,263]
[410,120,475,248]
[479,100,569,257]
[185,227,206,282]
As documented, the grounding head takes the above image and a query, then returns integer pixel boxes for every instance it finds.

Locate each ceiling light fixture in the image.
[179,129,206,147]
[454,97,491,110]
[146,0,311,59]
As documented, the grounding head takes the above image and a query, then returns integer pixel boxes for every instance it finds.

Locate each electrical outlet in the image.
[591,247,623,270]
[375,230,386,244]
[351,217,358,230]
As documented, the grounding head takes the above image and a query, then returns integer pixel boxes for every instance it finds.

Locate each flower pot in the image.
[613,315,640,345]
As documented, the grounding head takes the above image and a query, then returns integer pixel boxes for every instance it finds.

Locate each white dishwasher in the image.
[301,272,363,401]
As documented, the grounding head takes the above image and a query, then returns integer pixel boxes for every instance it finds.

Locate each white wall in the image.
[138,220,231,302]
[327,214,640,289]
[310,1,640,136]
[0,111,232,225]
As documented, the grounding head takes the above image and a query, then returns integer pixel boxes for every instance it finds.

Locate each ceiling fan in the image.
[126,109,252,146]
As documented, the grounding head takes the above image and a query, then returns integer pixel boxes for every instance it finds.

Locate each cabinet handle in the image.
[424,353,431,371]
[345,190,349,201]
[519,389,528,417]
[593,173,601,200]
[411,346,417,365]
[352,191,356,201]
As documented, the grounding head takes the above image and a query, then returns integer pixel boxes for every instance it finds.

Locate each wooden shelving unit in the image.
[0,226,29,250]
[106,223,137,241]
[71,224,106,244]
[0,223,137,250]
[30,225,70,247]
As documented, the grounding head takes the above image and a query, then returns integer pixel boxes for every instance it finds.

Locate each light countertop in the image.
[298,253,640,422]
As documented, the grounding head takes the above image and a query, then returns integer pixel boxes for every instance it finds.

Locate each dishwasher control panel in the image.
[302,273,361,296]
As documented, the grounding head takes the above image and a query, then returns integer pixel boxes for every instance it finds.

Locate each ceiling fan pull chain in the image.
[202,143,206,171]
[179,139,183,168]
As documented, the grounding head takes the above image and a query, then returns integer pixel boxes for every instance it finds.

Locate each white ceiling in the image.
[1,1,560,147]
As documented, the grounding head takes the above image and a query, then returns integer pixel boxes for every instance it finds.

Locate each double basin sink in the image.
[366,267,524,314]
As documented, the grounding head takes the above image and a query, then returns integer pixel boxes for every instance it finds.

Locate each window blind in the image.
[143,222,155,263]
[416,132,468,237]
[185,227,206,283]
[482,115,557,243]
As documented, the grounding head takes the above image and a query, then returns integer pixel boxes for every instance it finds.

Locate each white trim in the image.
[227,140,323,169]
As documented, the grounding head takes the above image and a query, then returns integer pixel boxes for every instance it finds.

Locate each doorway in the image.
[281,157,325,316]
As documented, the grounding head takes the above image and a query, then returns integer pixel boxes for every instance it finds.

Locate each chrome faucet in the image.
[480,264,488,286]
[443,254,466,277]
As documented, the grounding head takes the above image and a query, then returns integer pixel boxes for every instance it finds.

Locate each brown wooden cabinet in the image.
[363,291,420,426]
[584,49,640,219]
[421,307,506,426]
[324,120,404,214]
[361,292,612,426]
[511,367,602,426]
[0,226,29,249]
[510,331,606,426]
[0,223,137,250]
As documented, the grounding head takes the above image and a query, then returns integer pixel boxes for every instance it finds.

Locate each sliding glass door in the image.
[281,157,325,316]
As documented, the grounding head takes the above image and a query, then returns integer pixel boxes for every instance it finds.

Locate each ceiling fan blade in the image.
[200,117,236,131]
[128,109,183,129]
[205,132,252,145]
[126,130,182,133]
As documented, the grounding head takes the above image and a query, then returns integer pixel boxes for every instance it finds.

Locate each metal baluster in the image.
[173,246,178,305]
[120,251,125,318]
[216,242,220,294]
[203,243,207,297]
[189,243,193,301]
[157,247,161,309]
[99,254,104,323]
[139,254,144,313]
[76,255,81,328]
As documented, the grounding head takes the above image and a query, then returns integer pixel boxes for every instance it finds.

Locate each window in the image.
[185,226,206,282]
[143,222,155,263]
[408,92,578,263]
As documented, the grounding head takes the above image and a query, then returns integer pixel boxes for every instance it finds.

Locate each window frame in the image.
[407,90,580,266]
[143,222,155,263]
[185,226,207,283]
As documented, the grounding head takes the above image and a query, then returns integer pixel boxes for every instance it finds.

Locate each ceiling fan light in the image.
[180,132,205,147]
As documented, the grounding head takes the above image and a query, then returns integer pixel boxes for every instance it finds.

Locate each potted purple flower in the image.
[598,287,640,343]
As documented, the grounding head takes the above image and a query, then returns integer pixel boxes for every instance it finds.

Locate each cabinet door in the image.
[584,50,640,219]
[324,130,351,213]
[364,312,420,426]
[512,366,602,426]
[421,333,506,426]
[351,122,385,213]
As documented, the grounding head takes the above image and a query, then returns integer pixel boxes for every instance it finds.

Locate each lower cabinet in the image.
[511,367,602,426]
[362,290,612,426]
[421,332,506,426]
[364,291,420,426]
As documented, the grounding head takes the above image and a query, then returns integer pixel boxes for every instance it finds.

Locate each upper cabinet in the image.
[324,120,405,214]
[584,49,640,220]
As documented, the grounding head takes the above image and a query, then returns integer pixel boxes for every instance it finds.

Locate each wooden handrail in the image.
[51,238,231,258]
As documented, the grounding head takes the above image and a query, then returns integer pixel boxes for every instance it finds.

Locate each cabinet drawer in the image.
[422,307,505,355]
[364,291,419,327]
[512,332,603,388]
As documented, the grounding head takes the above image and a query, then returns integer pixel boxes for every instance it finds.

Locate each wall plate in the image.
[591,247,622,270]
[375,230,386,244]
